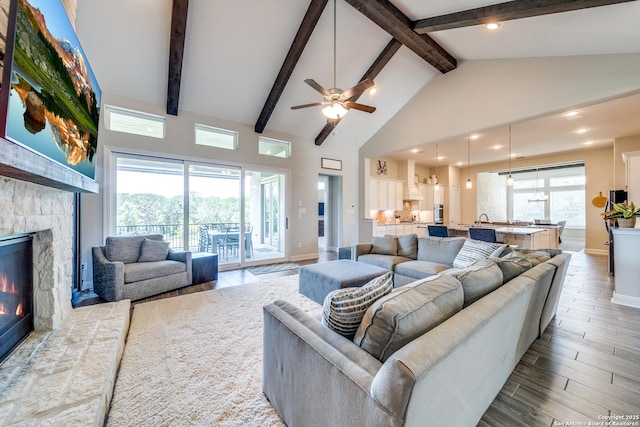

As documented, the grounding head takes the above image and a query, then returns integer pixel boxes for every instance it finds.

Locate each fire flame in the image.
[0,272,21,316]
[1,273,17,294]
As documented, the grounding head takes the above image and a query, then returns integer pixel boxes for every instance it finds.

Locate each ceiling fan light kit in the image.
[291,0,376,121]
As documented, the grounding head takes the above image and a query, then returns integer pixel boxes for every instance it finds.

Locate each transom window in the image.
[258,137,291,158]
[104,105,165,139]
[195,124,238,150]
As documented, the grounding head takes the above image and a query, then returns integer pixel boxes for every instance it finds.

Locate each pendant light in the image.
[466,135,473,189]
[433,143,439,185]
[528,167,549,202]
[506,125,514,186]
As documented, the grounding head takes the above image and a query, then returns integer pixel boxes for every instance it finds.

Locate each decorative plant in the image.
[602,200,640,219]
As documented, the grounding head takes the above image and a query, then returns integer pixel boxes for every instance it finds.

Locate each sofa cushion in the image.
[394,260,452,279]
[489,256,533,283]
[124,260,186,283]
[452,239,504,269]
[370,236,397,256]
[357,254,412,271]
[445,259,504,306]
[105,234,163,264]
[397,234,418,259]
[417,236,466,265]
[322,272,393,339]
[505,249,553,266]
[354,274,463,361]
[138,238,170,262]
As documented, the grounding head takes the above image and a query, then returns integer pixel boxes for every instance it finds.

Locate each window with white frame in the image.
[509,164,585,227]
[258,137,291,158]
[104,105,165,139]
[195,124,238,150]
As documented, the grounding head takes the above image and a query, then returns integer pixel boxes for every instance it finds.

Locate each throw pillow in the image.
[417,237,466,265]
[322,272,393,339]
[138,238,170,262]
[452,239,503,269]
[445,259,504,306]
[489,256,533,284]
[370,236,397,256]
[353,274,463,361]
[397,234,418,259]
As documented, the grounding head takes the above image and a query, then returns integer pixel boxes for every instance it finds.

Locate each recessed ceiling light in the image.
[493,145,502,150]
[456,162,464,166]
[411,148,419,153]
[369,87,377,95]
[486,23,500,30]
[584,141,594,145]
[563,110,581,118]
[437,156,444,161]
[470,134,481,140]
[576,128,589,134]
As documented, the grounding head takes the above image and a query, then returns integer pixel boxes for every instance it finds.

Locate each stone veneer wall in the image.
[0,176,74,331]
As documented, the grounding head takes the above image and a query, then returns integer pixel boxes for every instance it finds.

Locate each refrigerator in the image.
[605,190,627,274]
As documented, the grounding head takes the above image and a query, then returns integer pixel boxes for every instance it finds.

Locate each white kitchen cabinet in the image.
[371,178,403,212]
[623,151,640,205]
[369,178,379,214]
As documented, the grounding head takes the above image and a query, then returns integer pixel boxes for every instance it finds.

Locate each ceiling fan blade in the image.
[304,79,330,96]
[344,101,376,113]
[291,102,325,110]
[341,78,375,100]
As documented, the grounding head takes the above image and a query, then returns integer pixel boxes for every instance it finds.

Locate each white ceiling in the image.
[75,0,640,160]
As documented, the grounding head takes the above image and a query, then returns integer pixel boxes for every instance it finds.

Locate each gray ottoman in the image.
[299,260,389,304]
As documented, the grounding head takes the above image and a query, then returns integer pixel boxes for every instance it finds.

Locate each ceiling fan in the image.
[291,0,376,121]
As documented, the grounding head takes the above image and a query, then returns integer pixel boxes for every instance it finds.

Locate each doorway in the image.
[318,174,342,254]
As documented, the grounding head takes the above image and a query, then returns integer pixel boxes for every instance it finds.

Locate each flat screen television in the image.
[0,0,101,180]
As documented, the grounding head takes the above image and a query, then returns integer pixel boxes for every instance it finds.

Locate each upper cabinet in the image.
[623,151,640,205]
[419,184,444,210]
[370,177,403,212]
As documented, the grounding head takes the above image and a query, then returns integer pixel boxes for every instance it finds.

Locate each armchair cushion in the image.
[105,234,163,263]
[138,238,170,262]
[445,259,504,306]
[124,260,187,283]
[397,234,418,259]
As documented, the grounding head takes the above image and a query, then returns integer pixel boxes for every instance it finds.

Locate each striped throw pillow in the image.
[322,272,393,339]
[452,239,502,269]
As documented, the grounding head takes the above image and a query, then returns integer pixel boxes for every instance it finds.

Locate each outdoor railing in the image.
[116,223,246,250]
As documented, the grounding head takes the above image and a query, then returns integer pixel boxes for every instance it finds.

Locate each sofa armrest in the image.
[167,250,192,285]
[92,246,124,302]
[352,243,372,260]
[263,300,400,427]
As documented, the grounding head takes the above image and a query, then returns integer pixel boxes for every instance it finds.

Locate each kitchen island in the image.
[448,225,558,250]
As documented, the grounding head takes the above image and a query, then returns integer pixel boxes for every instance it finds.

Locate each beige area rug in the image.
[107,275,320,427]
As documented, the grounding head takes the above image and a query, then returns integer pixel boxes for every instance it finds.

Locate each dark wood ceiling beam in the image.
[255,0,329,133]
[167,0,189,116]
[343,0,456,73]
[414,0,637,33]
[315,38,401,145]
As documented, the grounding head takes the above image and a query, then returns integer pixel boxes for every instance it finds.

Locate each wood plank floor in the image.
[133,249,640,425]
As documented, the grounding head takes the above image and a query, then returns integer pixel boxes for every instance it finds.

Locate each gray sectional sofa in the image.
[263,241,571,427]
[353,235,506,286]
[92,234,192,302]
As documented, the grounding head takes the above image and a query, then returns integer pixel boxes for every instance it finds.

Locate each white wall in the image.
[81,93,360,277]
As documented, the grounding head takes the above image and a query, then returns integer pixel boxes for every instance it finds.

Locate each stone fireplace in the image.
[0,176,74,332]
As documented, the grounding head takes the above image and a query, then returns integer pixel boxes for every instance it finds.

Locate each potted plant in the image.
[602,200,640,228]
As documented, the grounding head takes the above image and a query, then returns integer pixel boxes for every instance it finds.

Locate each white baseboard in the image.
[584,248,608,256]
[611,292,640,309]
[291,253,319,262]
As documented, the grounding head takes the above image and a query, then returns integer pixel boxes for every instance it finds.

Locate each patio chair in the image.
[198,226,212,252]
[557,220,566,243]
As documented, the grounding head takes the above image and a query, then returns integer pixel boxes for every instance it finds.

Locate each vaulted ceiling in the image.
[76,0,640,160]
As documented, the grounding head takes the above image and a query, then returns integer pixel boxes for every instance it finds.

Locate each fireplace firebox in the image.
[0,234,33,363]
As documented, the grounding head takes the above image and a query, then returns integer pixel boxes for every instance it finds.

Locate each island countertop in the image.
[448,225,549,235]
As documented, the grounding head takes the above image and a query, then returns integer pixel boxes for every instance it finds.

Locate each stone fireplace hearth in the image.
[0,176,130,425]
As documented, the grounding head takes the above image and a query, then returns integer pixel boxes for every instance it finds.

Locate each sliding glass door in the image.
[110,152,287,268]
[188,163,241,267]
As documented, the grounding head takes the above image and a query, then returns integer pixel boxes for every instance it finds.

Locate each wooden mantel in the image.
[0,137,99,193]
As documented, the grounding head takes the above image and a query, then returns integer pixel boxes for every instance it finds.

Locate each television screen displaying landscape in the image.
[5,0,100,179]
